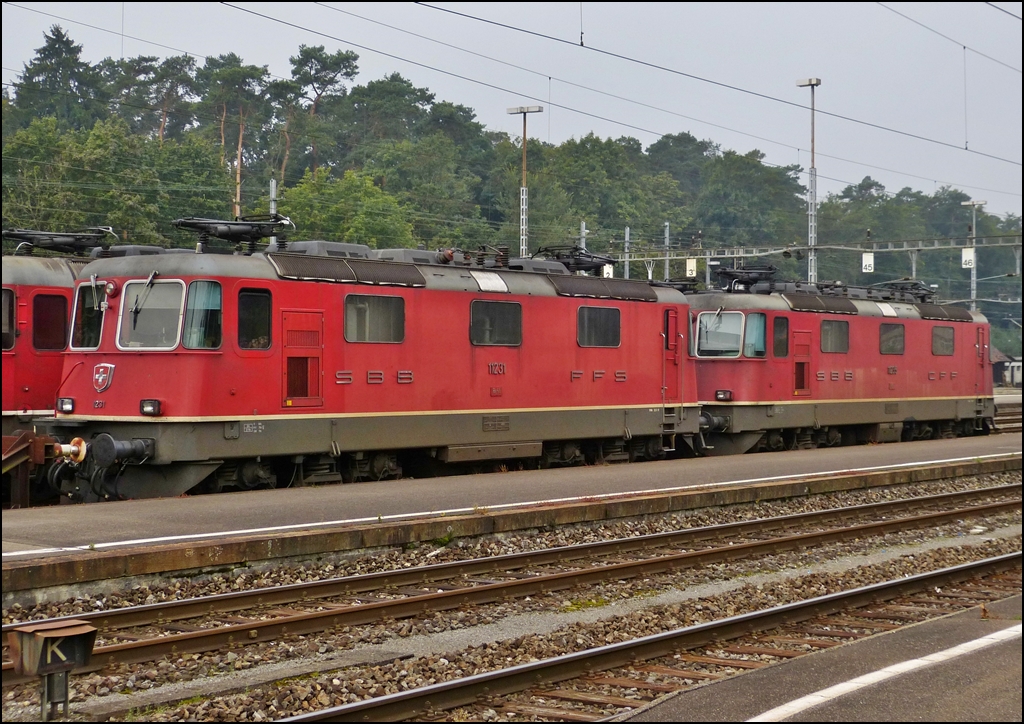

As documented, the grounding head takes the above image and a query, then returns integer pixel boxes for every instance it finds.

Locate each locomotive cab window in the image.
[744,313,767,358]
[238,289,272,349]
[345,295,404,343]
[879,323,905,355]
[773,316,789,358]
[33,294,68,350]
[70,283,105,349]
[820,320,849,353]
[183,281,222,350]
[118,280,184,350]
[578,307,620,347]
[696,310,743,357]
[932,326,955,356]
[471,300,521,346]
[2,289,13,350]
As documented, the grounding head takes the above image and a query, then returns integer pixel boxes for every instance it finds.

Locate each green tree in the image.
[276,169,413,247]
[196,54,269,216]
[98,55,159,135]
[693,150,804,248]
[10,26,108,131]
[2,117,230,244]
[151,55,198,145]
[289,44,358,173]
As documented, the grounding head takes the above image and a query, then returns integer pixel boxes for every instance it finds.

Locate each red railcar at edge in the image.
[2,255,82,437]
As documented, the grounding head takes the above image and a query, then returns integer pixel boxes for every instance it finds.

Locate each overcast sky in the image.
[3,2,1022,221]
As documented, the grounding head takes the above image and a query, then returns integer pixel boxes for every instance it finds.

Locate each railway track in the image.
[994,402,1022,433]
[281,554,1022,722]
[3,483,1019,688]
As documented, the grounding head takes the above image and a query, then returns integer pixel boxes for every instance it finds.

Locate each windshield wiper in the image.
[130,270,159,330]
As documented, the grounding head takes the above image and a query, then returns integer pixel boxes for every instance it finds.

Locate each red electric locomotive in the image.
[688,266,994,455]
[43,217,699,501]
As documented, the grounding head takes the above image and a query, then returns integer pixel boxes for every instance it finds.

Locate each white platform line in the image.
[3,451,1019,558]
[747,623,1023,721]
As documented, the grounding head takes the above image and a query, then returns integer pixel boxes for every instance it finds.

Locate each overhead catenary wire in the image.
[312,3,1020,200]
[876,3,1022,74]
[413,2,1021,167]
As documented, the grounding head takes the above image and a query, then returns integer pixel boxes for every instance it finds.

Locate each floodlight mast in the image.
[507,105,543,259]
[797,78,821,284]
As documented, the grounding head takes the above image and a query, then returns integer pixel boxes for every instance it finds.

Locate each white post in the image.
[269,176,278,246]
[520,187,529,259]
[580,221,588,251]
[623,227,631,280]
[664,221,670,281]
[970,204,977,312]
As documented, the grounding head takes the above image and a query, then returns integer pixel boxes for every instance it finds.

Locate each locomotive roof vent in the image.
[265,240,372,259]
[374,248,455,265]
[507,258,571,275]
[87,245,191,258]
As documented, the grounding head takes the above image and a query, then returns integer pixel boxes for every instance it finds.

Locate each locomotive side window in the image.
[879,323,905,355]
[578,307,620,348]
[932,326,955,356]
[471,300,522,346]
[696,311,743,357]
[345,295,405,343]
[773,316,789,358]
[820,320,849,353]
[70,284,104,349]
[183,281,222,349]
[238,289,272,349]
[744,313,767,358]
[118,281,184,349]
[32,294,68,350]
[2,289,13,350]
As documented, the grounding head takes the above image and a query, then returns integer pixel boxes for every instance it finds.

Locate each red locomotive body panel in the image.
[2,256,81,436]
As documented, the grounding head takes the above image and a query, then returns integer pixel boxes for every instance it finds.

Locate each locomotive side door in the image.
[975,325,989,392]
[792,330,812,396]
[282,310,324,408]
[662,308,681,403]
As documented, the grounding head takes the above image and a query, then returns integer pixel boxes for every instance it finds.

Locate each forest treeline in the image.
[2,27,1020,350]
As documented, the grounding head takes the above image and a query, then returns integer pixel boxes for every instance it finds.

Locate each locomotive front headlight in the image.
[715,390,733,401]
[140,399,162,416]
[57,397,75,413]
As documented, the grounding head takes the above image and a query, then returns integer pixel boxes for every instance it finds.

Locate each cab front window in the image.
[696,311,743,357]
[71,283,104,349]
[118,280,184,349]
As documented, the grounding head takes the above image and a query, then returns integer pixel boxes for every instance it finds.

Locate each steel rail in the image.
[280,552,1023,722]
[3,484,1018,637]
[2,494,1018,686]
[994,403,1022,433]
